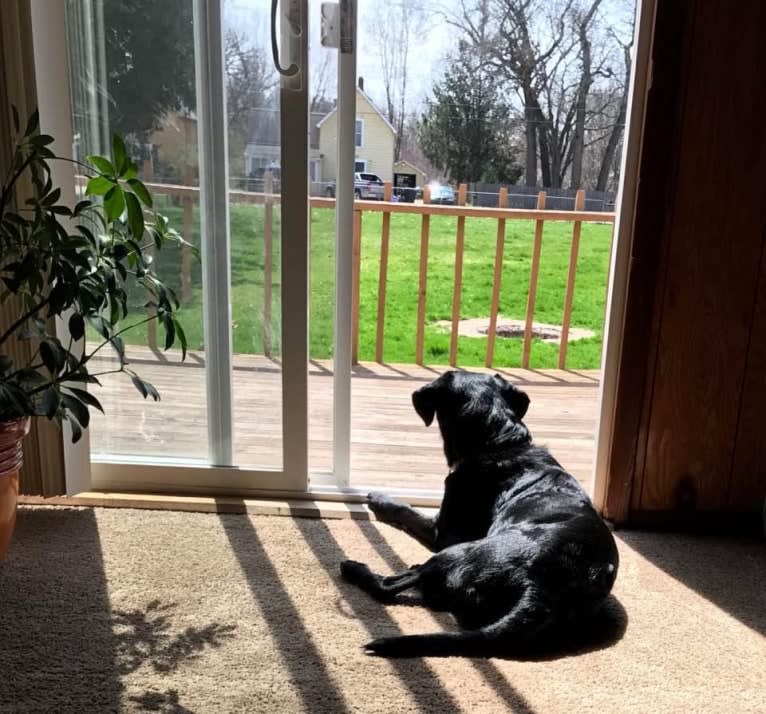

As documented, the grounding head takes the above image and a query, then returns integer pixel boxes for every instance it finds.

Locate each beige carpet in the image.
[0,506,763,713]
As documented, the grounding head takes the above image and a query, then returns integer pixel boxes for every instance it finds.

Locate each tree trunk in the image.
[523,87,538,186]
[570,0,601,188]
[596,43,632,192]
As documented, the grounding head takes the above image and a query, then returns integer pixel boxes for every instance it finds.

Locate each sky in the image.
[223,0,636,115]
[223,0,459,111]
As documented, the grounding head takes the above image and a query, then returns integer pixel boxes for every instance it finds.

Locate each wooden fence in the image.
[134,179,616,369]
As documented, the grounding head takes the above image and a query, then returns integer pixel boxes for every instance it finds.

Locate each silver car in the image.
[325,172,385,200]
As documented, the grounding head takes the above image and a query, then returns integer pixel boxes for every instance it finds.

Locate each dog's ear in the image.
[494,374,530,420]
[412,385,437,426]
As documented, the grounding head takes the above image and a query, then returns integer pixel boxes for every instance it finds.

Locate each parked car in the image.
[325,172,385,200]
[428,182,456,205]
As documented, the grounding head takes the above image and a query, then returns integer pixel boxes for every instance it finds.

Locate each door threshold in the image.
[17,490,439,520]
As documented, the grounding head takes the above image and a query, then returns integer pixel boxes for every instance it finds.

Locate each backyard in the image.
[115,197,613,369]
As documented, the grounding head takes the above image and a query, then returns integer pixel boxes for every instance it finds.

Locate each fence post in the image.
[449,183,468,366]
[263,171,274,357]
[375,181,393,362]
[415,184,431,365]
[181,165,193,305]
[522,191,547,368]
[351,208,362,365]
[559,189,586,369]
[485,186,509,367]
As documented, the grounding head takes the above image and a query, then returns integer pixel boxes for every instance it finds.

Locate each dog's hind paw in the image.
[340,559,371,585]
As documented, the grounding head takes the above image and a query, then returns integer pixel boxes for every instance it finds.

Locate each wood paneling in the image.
[730,239,766,510]
[606,0,766,522]
[604,0,693,522]
[638,0,766,512]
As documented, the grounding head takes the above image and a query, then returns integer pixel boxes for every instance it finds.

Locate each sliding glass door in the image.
[61,0,310,492]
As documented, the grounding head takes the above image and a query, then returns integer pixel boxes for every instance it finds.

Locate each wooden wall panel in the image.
[729,240,766,510]
[603,0,693,522]
[637,0,766,511]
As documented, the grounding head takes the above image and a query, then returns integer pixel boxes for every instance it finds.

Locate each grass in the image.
[113,196,613,369]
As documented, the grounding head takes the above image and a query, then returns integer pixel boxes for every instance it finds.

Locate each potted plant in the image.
[0,109,194,558]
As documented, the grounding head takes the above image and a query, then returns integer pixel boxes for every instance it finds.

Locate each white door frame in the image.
[591,0,657,511]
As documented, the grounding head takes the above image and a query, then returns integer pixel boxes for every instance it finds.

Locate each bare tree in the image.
[368,3,427,161]
[445,0,633,189]
[311,50,335,113]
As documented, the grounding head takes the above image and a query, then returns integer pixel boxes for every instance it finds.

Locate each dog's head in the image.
[412,371,531,465]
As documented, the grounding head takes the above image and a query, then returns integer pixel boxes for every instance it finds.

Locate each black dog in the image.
[340,371,619,657]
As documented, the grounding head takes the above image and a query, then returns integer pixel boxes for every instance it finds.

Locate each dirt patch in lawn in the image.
[434,316,595,344]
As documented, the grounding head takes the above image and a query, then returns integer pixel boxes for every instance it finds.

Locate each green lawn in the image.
[115,196,613,369]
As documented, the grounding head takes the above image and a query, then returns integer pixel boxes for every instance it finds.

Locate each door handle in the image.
[270,0,300,77]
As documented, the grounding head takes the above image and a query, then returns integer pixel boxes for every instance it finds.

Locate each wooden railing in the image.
[129,179,616,369]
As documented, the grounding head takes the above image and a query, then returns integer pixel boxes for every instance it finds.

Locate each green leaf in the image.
[163,312,176,351]
[68,313,85,341]
[172,317,187,360]
[31,134,55,147]
[103,185,126,221]
[40,337,67,375]
[112,134,129,175]
[73,199,93,215]
[87,154,116,176]
[127,178,153,208]
[11,105,19,133]
[67,414,83,444]
[125,192,145,238]
[41,386,60,419]
[74,224,97,246]
[88,316,110,340]
[62,394,90,430]
[0,356,12,374]
[85,175,114,196]
[130,374,148,398]
[24,109,39,137]
[41,187,61,206]
[64,387,104,414]
[122,162,138,180]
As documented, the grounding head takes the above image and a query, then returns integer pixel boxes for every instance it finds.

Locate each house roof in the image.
[394,159,426,175]
[246,108,325,149]
[315,87,396,135]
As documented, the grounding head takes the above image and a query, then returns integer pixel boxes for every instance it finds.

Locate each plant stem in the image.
[0,296,51,346]
[85,315,155,361]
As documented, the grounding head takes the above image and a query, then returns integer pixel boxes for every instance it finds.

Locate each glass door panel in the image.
[66,0,209,462]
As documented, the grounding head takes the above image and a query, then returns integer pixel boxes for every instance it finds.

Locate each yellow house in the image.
[317,82,395,184]
[148,111,198,178]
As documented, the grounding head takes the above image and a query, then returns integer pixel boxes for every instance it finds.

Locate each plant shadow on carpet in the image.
[0,509,237,713]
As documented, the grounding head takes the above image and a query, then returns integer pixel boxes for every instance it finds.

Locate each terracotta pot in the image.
[0,417,31,560]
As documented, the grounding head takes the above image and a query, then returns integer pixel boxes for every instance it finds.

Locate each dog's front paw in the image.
[367,492,401,522]
[340,559,371,586]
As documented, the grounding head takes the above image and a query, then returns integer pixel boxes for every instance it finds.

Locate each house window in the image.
[355,118,363,147]
[354,160,367,172]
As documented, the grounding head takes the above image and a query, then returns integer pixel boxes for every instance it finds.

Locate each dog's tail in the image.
[364,588,552,658]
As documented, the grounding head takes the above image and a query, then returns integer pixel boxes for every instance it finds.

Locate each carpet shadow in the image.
[127,689,196,713]
[617,530,766,637]
[113,599,236,675]
[349,520,628,663]
[0,507,122,711]
[218,511,352,713]
[292,517,467,713]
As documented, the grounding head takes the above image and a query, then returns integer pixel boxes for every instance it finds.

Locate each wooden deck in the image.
[89,347,601,492]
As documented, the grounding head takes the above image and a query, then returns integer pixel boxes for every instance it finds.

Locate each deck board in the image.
[89,348,601,492]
